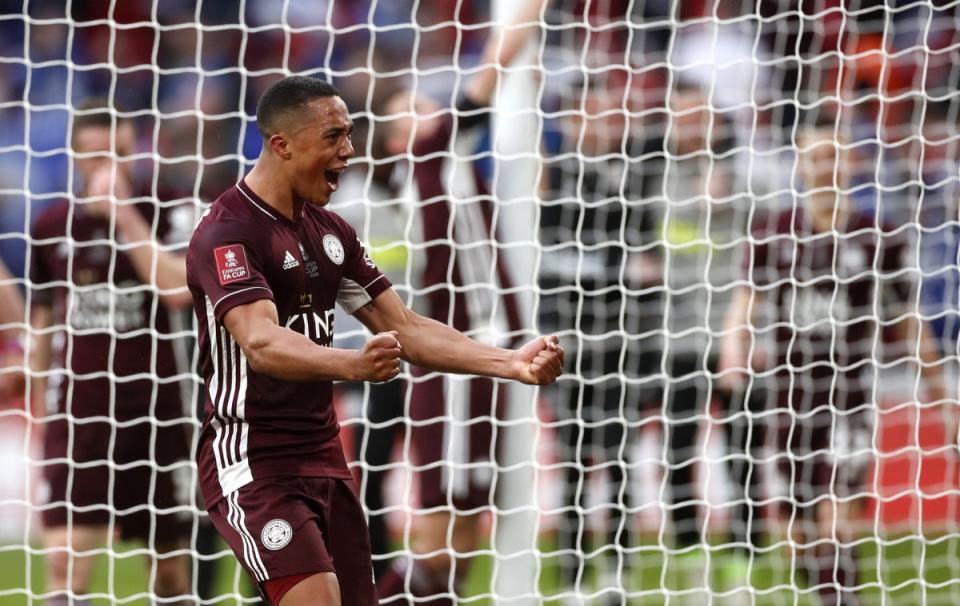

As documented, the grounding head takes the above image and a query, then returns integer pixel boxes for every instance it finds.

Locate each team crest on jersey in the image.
[282,250,300,270]
[323,234,344,265]
[214,245,249,286]
[261,519,293,550]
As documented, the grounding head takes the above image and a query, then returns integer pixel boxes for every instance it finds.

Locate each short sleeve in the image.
[332,219,392,314]
[187,219,274,323]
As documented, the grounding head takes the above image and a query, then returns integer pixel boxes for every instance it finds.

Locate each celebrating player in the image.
[29,104,194,605]
[185,75,563,606]
[719,112,951,606]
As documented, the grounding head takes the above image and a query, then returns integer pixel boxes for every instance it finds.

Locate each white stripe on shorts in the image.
[226,491,270,581]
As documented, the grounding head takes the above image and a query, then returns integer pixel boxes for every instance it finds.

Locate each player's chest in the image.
[261,223,347,305]
[46,225,137,285]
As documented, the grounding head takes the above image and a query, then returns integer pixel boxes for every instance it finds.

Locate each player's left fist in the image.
[512,335,565,385]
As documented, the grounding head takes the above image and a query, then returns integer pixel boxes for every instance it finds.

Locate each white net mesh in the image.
[1,1,959,605]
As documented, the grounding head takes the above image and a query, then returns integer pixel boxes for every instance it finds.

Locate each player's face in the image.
[72,123,135,184]
[669,90,709,154]
[798,129,850,191]
[288,96,355,206]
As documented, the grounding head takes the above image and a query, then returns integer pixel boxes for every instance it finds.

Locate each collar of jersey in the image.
[236,178,304,226]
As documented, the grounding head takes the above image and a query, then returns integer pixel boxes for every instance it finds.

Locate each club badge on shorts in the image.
[323,234,345,265]
[261,519,293,550]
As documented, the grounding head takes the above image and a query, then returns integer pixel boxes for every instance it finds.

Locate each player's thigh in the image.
[324,479,377,606]
[41,417,114,529]
[279,572,341,606]
[113,419,192,544]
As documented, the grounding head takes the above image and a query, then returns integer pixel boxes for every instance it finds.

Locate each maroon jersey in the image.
[745,208,914,378]
[29,199,193,416]
[411,115,521,334]
[186,179,391,508]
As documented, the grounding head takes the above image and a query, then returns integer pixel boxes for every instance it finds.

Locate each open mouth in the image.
[325,170,341,192]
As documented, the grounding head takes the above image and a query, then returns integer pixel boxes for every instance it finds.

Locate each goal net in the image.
[1,1,959,605]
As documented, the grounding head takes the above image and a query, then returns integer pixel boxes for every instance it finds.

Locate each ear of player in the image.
[514,335,565,385]
[357,331,403,382]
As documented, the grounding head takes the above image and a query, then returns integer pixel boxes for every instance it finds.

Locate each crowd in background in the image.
[0,0,958,603]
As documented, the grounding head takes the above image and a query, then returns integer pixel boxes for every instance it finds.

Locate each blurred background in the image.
[0,1,959,605]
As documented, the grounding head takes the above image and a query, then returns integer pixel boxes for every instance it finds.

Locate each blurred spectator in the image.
[0,257,25,405]
[373,3,543,603]
[720,109,950,606]
[29,103,194,605]
[915,101,960,362]
[537,76,657,603]
[639,81,766,603]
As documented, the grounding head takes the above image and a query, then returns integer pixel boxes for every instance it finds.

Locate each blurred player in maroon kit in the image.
[372,3,544,602]
[186,76,563,606]
[719,113,952,606]
[29,105,194,604]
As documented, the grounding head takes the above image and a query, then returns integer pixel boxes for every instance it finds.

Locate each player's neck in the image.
[244,163,298,221]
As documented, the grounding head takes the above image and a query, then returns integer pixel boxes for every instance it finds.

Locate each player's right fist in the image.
[356,331,402,383]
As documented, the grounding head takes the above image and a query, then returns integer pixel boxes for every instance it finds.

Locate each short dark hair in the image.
[71,99,129,145]
[256,76,341,139]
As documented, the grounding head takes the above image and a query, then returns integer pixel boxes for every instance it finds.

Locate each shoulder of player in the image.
[188,199,264,260]
[303,204,358,238]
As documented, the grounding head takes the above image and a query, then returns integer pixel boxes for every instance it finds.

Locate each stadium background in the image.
[0,0,958,604]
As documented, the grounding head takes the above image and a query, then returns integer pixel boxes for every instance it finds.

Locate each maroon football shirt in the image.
[186,179,391,507]
[30,199,193,417]
[744,208,913,374]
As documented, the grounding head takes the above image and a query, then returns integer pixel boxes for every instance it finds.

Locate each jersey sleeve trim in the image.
[338,275,392,314]
[212,286,275,321]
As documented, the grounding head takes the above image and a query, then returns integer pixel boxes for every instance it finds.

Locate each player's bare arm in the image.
[718,284,761,391]
[0,258,24,339]
[28,304,53,419]
[83,166,191,310]
[892,312,954,439]
[223,298,401,383]
[352,288,564,385]
[462,0,547,107]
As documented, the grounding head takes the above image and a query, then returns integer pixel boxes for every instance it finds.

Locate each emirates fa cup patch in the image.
[323,234,345,265]
[214,244,249,286]
[261,518,293,550]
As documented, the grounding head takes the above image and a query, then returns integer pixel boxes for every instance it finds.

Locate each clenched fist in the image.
[511,335,565,385]
[356,331,403,383]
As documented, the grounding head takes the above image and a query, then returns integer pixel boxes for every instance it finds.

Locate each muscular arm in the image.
[85,166,190,310]
[352,288,563,385]
[0,259,24,341]
[29,304,53,417]
[462,0,547,107]
[113,204,191,310]
[222,299,400,382]
[893,314,947,402]
[718,285,761,390]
